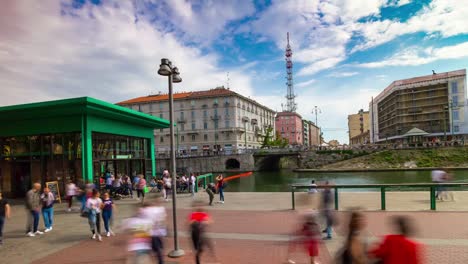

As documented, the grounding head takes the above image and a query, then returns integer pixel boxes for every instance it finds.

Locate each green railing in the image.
[290,183,468,211]
[195,173,214,193]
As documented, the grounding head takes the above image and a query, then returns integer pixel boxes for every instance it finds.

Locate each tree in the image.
[258,126,288,148]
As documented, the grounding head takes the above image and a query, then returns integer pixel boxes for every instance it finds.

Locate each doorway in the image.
[13,162,31,197]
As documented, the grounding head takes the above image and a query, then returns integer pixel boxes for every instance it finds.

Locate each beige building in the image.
[302,120,321,147]
[370,69,468,144]
[348,109,370,145]
[117,87,276,155]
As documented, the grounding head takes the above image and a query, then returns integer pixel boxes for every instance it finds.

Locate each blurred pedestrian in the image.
[190,173,196,196]
[121,208,153,263]
[26,183,42,237]
[101,192,116,237]
[369,216,423,264]
[65,180,77,212]
[216,174,225,204]
[321,181,334,240]
[122,174,133,198]
[285,211,321,264]
[431,169,446,200]
[163,175,171,202]
[337,211,367,264]
[206,183,215,206]
[0,190,11,245]
[190,203,216,264]
[140,201,167,264]
[40,187,55,233]
[86,189,103,242]
[136,175,147,203]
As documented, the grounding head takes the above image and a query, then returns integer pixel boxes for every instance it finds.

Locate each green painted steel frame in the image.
[0,97,169,182]
[291,183,468,211]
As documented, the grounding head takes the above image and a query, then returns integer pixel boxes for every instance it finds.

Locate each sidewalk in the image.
[2,192,468,263]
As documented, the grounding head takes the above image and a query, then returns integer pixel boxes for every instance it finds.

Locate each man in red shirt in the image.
[369,216,424,264]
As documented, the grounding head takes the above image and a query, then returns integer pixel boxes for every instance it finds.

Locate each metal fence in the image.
[290,183,468,211]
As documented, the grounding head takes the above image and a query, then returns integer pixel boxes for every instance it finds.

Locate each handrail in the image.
[290,183,468,211]
[195,173,214,193]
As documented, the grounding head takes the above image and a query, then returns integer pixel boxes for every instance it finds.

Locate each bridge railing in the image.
[195,173,214,193]
[290,183,468,211]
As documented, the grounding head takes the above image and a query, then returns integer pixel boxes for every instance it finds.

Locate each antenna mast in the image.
[285,32,296,112]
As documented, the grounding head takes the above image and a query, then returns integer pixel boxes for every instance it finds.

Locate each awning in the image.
[190,146,198,150]
[403,127,430,137]
[202,145,210,150]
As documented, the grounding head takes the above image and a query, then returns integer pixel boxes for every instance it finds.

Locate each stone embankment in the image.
[300,147,468,170]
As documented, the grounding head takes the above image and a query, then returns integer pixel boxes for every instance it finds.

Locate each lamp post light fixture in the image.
[157,58,185,258]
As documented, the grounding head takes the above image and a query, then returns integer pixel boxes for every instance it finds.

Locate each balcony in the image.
[177,117,187,123]
[242,116,249,122]
[251,118,258,125]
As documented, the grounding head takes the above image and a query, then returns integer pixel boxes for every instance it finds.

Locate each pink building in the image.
[275,111,303,145]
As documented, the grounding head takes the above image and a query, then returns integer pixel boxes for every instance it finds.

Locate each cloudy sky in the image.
[1,0,467,143]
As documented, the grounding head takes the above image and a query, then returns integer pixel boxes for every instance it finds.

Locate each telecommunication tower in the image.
[285,32,297,112]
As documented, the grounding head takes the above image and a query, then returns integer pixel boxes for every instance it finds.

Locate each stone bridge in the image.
[156,149,374,174]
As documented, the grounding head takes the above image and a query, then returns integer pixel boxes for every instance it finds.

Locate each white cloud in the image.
[353,0,468,52]
[296,79,316,88]
[327,71,359,77]
[0,0,255,106]
[135,0,256,45]
[358,41,468,68]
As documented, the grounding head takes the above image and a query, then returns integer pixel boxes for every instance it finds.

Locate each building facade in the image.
[117,87,276,156]
[302,120,310,147]
[348,109,370,145]
[370,69,468,144]
[0,97,168,198]
[275,111,303,146]
[309,121,321,146]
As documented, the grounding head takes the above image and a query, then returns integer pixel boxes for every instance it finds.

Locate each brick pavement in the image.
[3,192,468,263]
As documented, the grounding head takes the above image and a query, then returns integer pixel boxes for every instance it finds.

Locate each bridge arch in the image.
[225,158,241,170]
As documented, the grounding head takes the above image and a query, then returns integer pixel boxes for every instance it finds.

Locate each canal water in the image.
[224,169,468,192]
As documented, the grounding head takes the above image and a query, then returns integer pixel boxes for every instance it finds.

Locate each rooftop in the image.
[117,87,276,112]
[375,69,466,102]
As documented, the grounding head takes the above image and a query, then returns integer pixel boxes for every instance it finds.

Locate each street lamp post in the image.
[157,58,184,258]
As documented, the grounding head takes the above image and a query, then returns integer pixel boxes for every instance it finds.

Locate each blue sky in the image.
[0,0,467,143]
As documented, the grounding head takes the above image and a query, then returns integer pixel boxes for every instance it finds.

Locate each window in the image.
[214,98,218,104]
[180,103,184,109]
[191,111,195,118]
[215,133,219,140]
[225,120,230,128]
[214,120,219,129]
[225,108,229,116]
[149,103,153,112]
[204,134,208,141]
[451,81,458,94]
[160,137,164,143]
[204,122,208,129]
[281,127,284,132]
[454,125,460,132]
[453,110,459,121]
[180,124,185,131]
[159,113,163,119]
[224,97,229,104]
[180,111,184,118]
[191,135,195,141]
[214,108,218,116]
[181,135,185,142]
[452,96,458,107]
[203,110,207,117]
[225,133,230,140]
[159,103,163,109]
[192,122,196,130]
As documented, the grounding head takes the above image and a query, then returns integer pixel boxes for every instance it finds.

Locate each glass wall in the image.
[91,133,152,185]
[0,133,82,198]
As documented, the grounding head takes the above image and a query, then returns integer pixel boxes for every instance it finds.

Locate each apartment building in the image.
[302,120,321,147]
[348,109,370,145]
[117,87,276,155]
[370,69,467,144]
[275,111,303,145]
